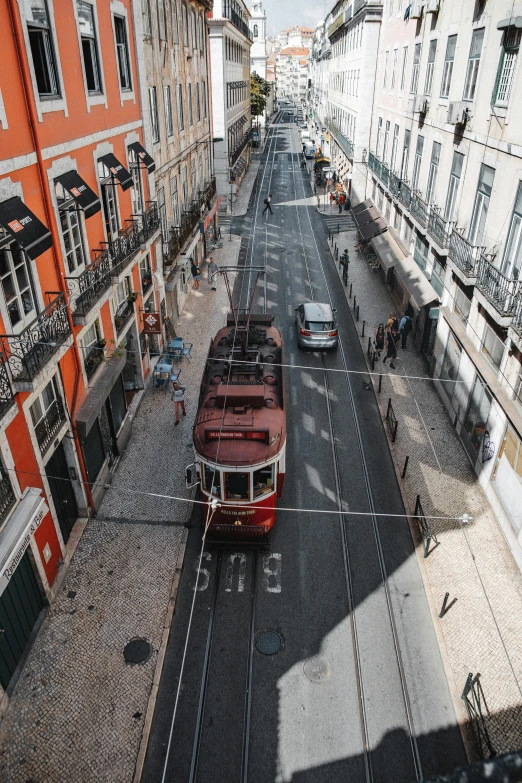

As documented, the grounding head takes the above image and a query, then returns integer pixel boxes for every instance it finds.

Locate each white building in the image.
[249,1,275,124]
[276,46,310,101]
[361,0,522,570]
[208,0,253,202]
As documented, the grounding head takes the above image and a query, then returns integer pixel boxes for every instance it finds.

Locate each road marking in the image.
[193,551,212,591]
[225,552,247,593]
[262,553,282,593]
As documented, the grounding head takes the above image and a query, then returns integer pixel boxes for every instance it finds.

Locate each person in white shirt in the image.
[208,258,219,290]
[172,382,187,425]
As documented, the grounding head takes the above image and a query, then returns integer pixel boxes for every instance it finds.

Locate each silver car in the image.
[295,303,339,350]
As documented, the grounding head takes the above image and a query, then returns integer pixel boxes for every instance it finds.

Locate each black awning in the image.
[353,205,380,228]
[55,170,101,219]
[352,198,373,217]
[76,351,127,438]
[128,142,156,174]
[98,153,133,191]
[359,217,388,241]
[0,196,52,259]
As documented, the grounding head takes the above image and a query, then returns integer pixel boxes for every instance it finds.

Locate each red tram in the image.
[191,312,286,537]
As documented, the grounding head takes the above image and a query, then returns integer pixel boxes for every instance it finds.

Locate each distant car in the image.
[303,141,317,158]
[295,303,339,350]
[300,129,311,141]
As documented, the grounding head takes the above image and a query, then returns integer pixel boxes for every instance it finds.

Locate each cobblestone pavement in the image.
[327,223,522,755]
[0,236,242,782]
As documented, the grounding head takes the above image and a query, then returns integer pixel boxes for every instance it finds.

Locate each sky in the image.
[261,0,326,36]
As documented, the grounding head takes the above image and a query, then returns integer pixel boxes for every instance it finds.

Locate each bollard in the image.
[349,283,353,298]
[362,320,366,337]
[401,456,409,478]
[343,267,348,286]
[378,374,382,393]
[337,223,340,234]
[439,592,450,618]
[356,305,360,322]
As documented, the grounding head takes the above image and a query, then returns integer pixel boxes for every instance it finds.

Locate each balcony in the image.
[428,210,453,250]
[410,192,429,229]
[34,396,66,455]
[199,177,217,207]
[111,202,160,280]
[230,129,252,167]
[0,466,15,523]
[327,119,354,160]
[141,269,152,294]
[66,249,112,325]
[166,227,181,266]
[449,231,483,278]
[0,293,72,384]
[0,357,16,421]
[476,255,521,317]
[381,163,390,189]
[84,340,106,381]
[397,181,412,211]
[389,171,401,198]
[368,151,376,172]
[114,299,135,336]
[223,7,253,41]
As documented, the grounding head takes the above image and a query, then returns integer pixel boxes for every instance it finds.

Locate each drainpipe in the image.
[8,0,94,508]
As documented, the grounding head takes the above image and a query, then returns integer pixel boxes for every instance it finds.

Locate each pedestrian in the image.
[382,329,397,369]
[344,195,351,211]
[338,193,345,214]
[399,313,413,348]
[172,382,187,425]
[262,194,273,215]
[340,248,350,268]
[387,312,399,339]
[302,143,306,155]
[191,259,201,289]
[208,257,219,290]
[374,323,385,358]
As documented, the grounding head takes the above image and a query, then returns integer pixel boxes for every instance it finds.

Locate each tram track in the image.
[288,128,423,781]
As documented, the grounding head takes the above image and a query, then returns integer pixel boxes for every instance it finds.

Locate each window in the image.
[463,29,484,101]
[426,141,441,204]
[114,16,132,91]
[412,135,424,190]
[177,84,184,130]
[83,320,103,379]
[26,0,60,97]
[0,245,35,329]
[182,3,188,46]
[410,43,421,94]
[157,0,166,41]
[400,45,408,91]
[30,377,61,432]
[391,49,398,90]
[469,164,494,246]
[181,165,188,207]
[56,181,86,273]
[501,182,522,279]
[390,124,399,172]
[463,374,493,459]
[198,152,203,189]
[382,120,390,163]
[97,160,119,241]
[224,472,250,501]
[142,0,151,35]
[196,83,201,122]
[140,255,152,293]
[191,9,197,48]
[401,129,411,180]
[172,1,179,43]
[202,81,207,118]
[376,116,383,157]
[440,331,462,400]
[191,158,196,197]
[414,231,429,271]
[444,151,464,222]
[440,35,457,97]
[494,28,521,106]
[253,465,274,498]
[187,83,193,126]
[203,465,221,497]
[171,174,179,226]
[424,39,437,96]
[482,322,505,370]
[454,285,471,324]
[77,2,102,93]
[149,86,159,143]
[431,258,445,297]
[253,24,258,37]
[383,51,389,89]
[157,186,167,237]
[164,85,173,137]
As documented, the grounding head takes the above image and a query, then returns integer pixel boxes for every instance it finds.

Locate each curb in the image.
[326,236,476,764]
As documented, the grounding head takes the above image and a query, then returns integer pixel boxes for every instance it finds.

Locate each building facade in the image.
[208,0,253,202]
[249,1,274,125]
[275,46,310,102]
[0,0,161,702]
[135,0,217,323]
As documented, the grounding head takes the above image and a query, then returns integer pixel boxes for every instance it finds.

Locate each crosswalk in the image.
[218,214,231,232]
[321,213,356,233]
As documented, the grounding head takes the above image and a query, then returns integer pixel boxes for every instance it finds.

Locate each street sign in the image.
[143,312,162,334]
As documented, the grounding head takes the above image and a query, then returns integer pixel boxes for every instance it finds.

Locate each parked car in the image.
[304,141,317,158]
[300,129,311,141]
[295,303,339,350]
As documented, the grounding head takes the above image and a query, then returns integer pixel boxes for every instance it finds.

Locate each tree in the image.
[251,72,271,120]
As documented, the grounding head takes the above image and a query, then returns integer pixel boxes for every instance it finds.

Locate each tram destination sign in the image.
[206,430,268,442]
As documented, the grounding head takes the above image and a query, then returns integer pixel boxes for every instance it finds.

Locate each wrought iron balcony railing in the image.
[449,230,483,278]
[0,293,71,382]
[223,7,253,41]
[389,171,401,198]
[410,192,429,228]
[111,202,160,279]
[381,163,390,189]
[368,151,376,172]
[166,227,182,264]
[230,129,252,167]
[199,176,217,207]
[0,356,16,420]
[476,255,521,316]
[428,210,453,249]
[34,396,66,455]
[0,466,16,524]
[84,341,105,381]
[512,297,522,335]
[397,181,412,210]
[66,249,112,322]
[114,299,135,335]
[327,120,354,160]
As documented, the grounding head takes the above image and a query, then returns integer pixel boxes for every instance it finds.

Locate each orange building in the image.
[0,0,162,700]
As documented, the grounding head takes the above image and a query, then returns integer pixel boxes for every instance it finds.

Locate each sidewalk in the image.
[0,237,241,783]
[328,226,522,756]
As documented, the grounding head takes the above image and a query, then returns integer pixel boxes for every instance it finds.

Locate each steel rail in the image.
[240,550,259,783]
[292,130,424,782]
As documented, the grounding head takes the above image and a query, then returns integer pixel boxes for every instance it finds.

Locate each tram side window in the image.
[225,472,250,501]
[253,465,274,498]
[204,465,221,497]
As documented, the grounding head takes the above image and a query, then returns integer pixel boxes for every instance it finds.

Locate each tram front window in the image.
[253,465,274,498]
[204,465,221,497]
[225,472,250,501]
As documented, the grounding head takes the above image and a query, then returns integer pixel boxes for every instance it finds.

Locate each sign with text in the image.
[143,312,162,334]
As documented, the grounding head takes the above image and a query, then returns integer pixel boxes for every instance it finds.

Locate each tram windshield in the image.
[224,472,250,501]
[253,465,274,498]
[203,465,221,497]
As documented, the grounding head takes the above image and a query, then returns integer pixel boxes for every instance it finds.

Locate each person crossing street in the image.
[262,194,273,215]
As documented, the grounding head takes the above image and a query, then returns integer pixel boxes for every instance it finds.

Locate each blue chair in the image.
[180,342,193,360]
[167,337,184,360]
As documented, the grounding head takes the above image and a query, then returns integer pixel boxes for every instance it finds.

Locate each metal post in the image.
[378,374,382,393]
[401,456,409,478]
[439,592,450,618]
[353,295,357,312]
[356,305,359,322]
[362,320,366,337]
[349,283,353,298]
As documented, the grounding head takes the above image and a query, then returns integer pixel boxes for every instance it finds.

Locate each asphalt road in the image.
[141,117,467,783]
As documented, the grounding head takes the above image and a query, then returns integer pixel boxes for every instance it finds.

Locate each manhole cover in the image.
[124,638,152,665]
[255,630,284,655]
[303,657,330,683]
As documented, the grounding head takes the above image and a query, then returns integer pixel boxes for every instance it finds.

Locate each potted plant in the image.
[128,291,139,303]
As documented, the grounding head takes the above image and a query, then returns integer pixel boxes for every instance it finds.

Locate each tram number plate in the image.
[193,552,282,594]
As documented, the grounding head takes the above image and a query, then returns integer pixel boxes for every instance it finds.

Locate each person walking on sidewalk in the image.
[262,194,273,215]
[191,260,201,289]
[387,312,399,340]
[382,329,397,369]
[399,313,413,349]
[374,323,385,358]
[208,257,219,290]
[172,382,187,425]
[338,193,345,214]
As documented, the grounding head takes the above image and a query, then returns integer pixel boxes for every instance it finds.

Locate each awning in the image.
[55,170,101,218]
[352,199,373,217]
[371,231,405,271]
[353,205,380,228]
[201,195,221,233]
[0,487,48,597]
[128,141,156,174]
[98,153,133,191]
[75,352,127,438]
[0,196,52,259]
[497,16,522,29]
[394,255,439,309]
[181,227,201,258]
[358,217,388,241]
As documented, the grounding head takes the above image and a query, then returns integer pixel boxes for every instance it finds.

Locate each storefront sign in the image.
[143,312,162,334]
[0,492,48,595]
[200,196,221,233]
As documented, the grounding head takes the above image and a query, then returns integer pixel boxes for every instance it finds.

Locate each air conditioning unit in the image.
[409,1,423,18]
[413,95,429,114]
[447,101,469,125]
[426,0,439,12]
